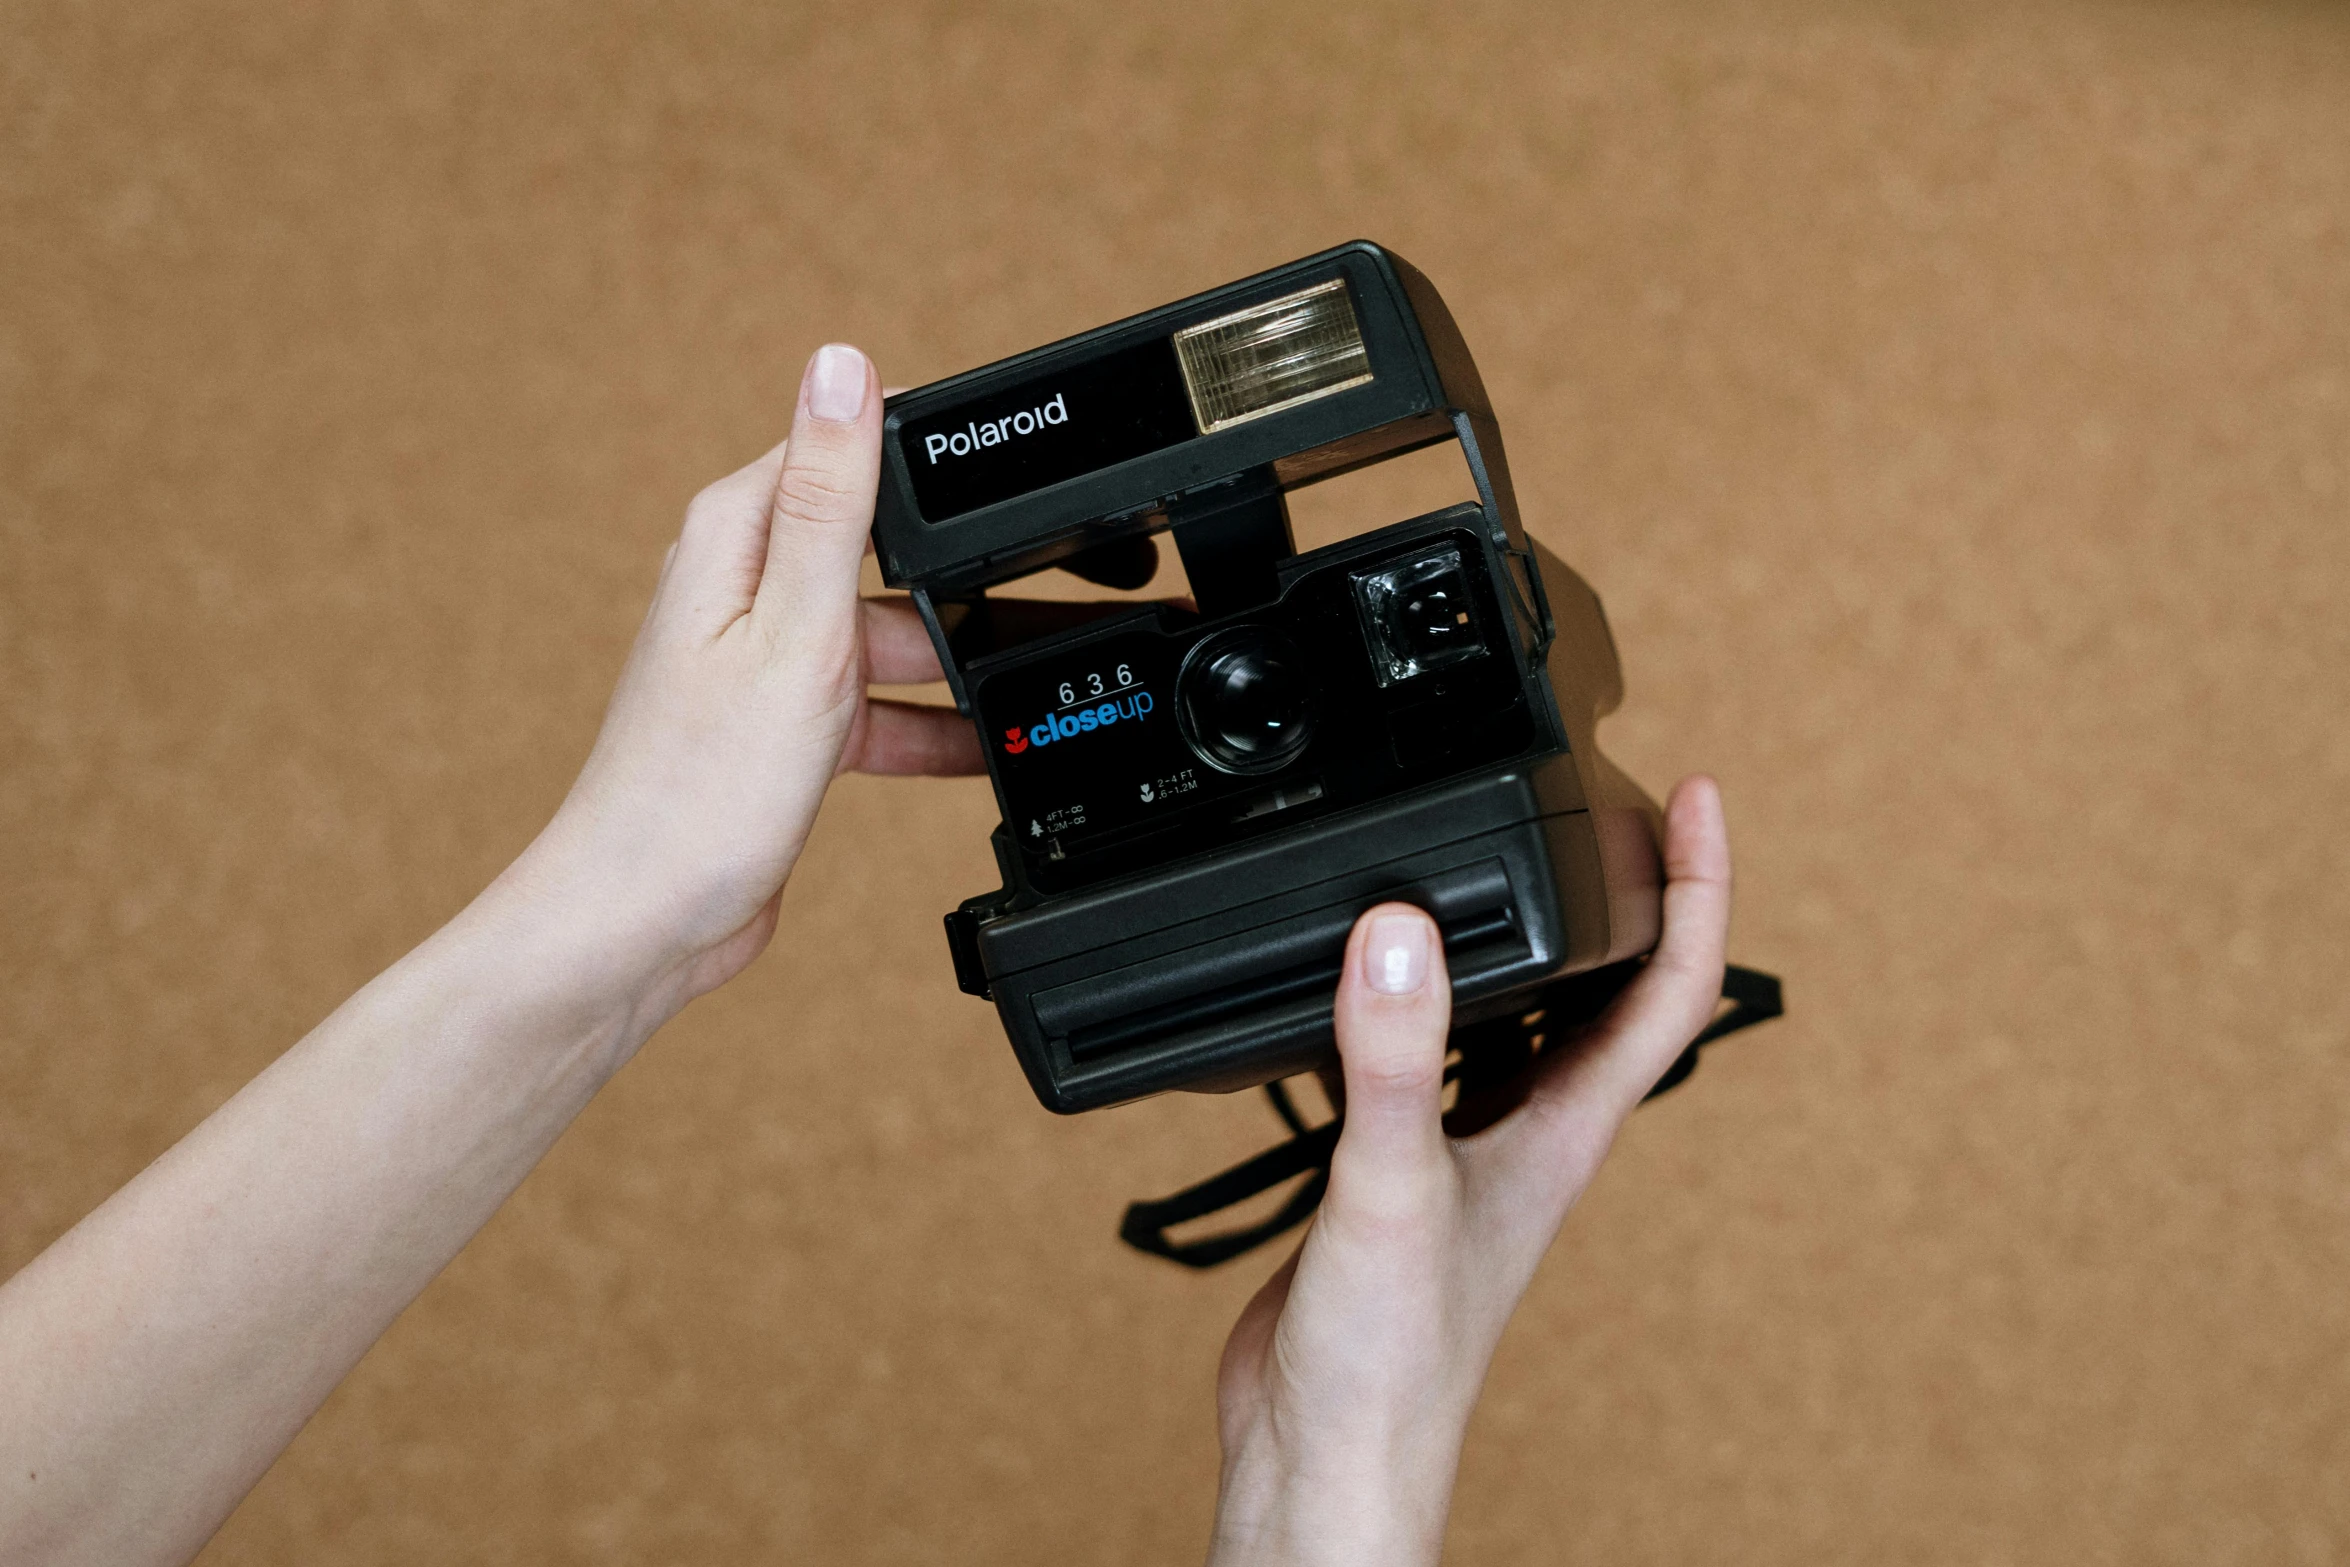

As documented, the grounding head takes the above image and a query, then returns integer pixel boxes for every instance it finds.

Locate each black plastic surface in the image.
[873,242,1472,595]
[970,510,1539,896]
[969,761,1612,1112]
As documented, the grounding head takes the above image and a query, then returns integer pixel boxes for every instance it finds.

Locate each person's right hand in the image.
[0,344,993,1567]
[1207,776,1735,1567]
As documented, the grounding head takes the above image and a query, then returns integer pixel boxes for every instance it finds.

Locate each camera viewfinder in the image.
[1350,544,1489,688]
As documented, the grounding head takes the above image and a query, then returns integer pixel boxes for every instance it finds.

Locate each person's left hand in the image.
[1208,778,1735,1567]
[500,342,979,1025]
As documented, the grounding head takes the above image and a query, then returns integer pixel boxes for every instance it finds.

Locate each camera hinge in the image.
[1501,541,1554,660]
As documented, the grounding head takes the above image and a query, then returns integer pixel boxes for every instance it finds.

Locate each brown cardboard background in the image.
[4,1,2348,1561]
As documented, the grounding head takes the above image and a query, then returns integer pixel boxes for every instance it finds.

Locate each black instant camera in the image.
[874,242,1670,1116]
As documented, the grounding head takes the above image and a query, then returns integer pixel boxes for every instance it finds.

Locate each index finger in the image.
[1478,776,1733,1182]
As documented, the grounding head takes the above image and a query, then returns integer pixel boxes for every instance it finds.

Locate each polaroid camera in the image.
[872,240,1716,1129]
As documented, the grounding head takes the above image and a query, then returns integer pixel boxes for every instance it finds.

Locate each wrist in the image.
[1209,1433,1458,1567]
[488,770,810,1009]
[493,806,766,998]
[431,845,702,1083]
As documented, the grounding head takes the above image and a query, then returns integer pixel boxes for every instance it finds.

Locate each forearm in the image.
[0,344,925,1563]
[0,866,670,1566]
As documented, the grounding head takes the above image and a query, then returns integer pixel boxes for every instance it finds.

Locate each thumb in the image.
[754,342,882,632]
[1326,904,1454,1201]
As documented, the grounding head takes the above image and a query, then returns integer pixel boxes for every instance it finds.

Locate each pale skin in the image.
[0,343,1733,1567]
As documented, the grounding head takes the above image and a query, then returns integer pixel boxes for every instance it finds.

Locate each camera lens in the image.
[1177,629,1318,775]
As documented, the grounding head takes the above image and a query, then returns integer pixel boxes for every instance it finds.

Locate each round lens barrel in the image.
[1177,629,1318,775]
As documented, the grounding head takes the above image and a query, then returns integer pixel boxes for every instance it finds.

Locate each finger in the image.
[1325,904,1454,1207]
[658,438,791,639]
[844,701,985,776]
[1061,534,1161,590]
[1215,1244,1300,1445]
[860,598,946,685]
[861,595,1194,682]
[1580,774,1734,1113]
[1510,776,1734,1141]
[753,344,881,633]
[978,597,1185,644]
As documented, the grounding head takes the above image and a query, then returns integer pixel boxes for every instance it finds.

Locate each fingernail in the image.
[1363,913,1430,995]
[805,343,867,423]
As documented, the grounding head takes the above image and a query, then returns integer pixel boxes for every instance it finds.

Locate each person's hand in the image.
[1208,776,1735,1567]
[495,343,979,1029]
[0,345,1005,1567]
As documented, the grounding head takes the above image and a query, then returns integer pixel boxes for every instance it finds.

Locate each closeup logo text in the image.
[1003,690,1155,755]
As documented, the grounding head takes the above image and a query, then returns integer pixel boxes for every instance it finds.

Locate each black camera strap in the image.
[1119,964,1785,1268]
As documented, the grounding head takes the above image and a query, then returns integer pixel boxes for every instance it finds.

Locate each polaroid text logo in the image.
[924,394,1069,465]
[1003,689,1154,754]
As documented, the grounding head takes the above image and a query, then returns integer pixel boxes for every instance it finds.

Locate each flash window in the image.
[1173,279,1373,434]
